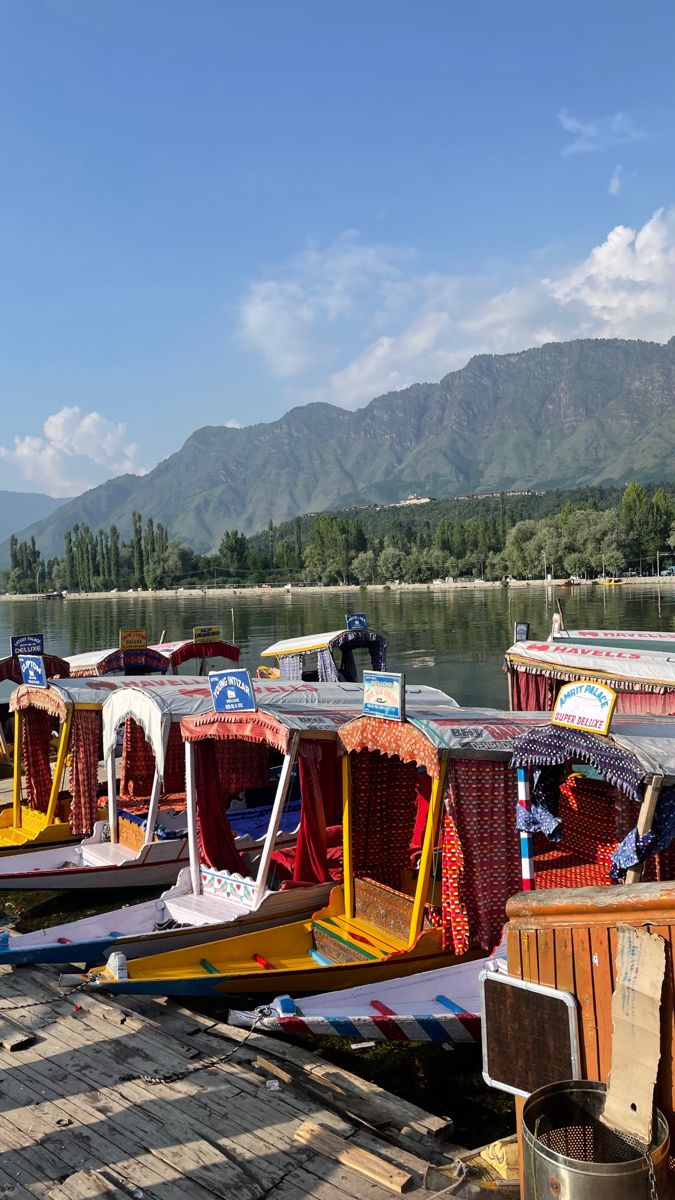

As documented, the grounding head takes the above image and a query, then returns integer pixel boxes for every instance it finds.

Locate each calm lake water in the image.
[2,583,675,706]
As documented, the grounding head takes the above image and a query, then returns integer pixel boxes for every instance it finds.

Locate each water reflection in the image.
[1,583,674,708]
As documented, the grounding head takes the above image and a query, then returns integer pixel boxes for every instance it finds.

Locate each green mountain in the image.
[4,336,675,561]
[0,491,69,545]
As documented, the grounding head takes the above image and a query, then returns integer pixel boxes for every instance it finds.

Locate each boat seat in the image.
[82,843,137,867]
[311,912,409,964]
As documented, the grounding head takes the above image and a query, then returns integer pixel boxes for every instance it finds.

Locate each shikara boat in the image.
[550,626,675,652]
[66,646,169,677]
[1,674,165,853]
[505,637,675,715]
[85,706,552,998]
[0,650,70,763]
[229,953,504,1045]
[258,626,387,682]
[0,682,454,960]
[150,636,240,675]
[0,677,213,879]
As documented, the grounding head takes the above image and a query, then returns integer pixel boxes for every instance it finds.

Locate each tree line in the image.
[3,482,675,594]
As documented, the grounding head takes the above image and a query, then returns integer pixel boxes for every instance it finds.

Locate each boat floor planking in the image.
[0,870,333,965]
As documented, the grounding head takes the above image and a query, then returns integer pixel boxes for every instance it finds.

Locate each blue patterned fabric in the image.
[318,647,339,682]
[511,724,643,802]
[611,786,675,879]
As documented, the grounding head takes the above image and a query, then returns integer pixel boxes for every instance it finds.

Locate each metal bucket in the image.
[522,1080,670,1200]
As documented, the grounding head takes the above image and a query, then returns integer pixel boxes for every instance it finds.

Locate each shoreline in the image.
[2,576,673,601]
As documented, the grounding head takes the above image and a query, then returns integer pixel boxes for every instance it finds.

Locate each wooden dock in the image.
[0,963,477,1200]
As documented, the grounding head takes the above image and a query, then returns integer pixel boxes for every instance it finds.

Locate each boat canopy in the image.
[510,715,675,885]
[505,639,675,714]
[9,673,216,721]
[66,647,169,677]
[180,681,456,753]
[102,679,214,778]
[150,639,240,672]
[260,628,387,683]
[512,714,675,794]
[0,653,70,685]
[339,706,549,777]
[551,628,675,652]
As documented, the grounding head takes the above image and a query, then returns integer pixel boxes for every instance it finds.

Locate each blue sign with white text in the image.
[18,655,47,688]
[11,633,44,657]
[345,613,368,631]
[209,668,257,714]
[363,670,405,722]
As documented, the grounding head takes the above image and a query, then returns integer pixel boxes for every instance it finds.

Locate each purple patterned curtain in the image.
[318,648,338,682]
[279,654,302,680]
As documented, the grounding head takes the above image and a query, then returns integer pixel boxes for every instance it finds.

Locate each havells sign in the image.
[551,680,617,736]
[209,668,256,714]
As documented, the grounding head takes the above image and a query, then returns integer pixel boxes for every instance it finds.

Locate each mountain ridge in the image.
[3,335,675,562]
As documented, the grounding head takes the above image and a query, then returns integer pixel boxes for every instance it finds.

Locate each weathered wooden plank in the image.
[553,925,575,995]
[294,1121,414,1193]
[535,928,556,988]
[571,925,599,1080]
[589,925,614,1083]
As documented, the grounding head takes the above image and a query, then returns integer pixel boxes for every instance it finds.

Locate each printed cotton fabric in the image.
[442,758,520,956]
[68,710,101,836]
[21,708,53,812]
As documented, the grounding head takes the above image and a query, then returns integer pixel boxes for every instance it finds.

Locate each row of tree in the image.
[4,483,675,594]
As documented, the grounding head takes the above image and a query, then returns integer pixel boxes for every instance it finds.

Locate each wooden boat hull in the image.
[229,954,500,1043]
[0,806,90,854]
[86,888,474,998]
[0,875,332,965]
[0,836,188,892]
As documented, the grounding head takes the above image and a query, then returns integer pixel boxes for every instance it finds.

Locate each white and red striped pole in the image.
[517,766,535,891]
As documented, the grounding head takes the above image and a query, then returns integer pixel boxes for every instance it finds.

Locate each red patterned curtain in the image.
[441,759,520,955]
[68,710,102,836]
[511,669,557,712]
[213,739,269,802]
[21,708,53,812]
[194,741,247,873]
[350,749,418,889]
[120,718,155,799]
[163,723,186,794]
[293,742,341,884]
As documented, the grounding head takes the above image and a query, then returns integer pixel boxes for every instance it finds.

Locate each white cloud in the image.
[238,232,409,377]
[238,208,675,411]
[224,419,242,428]
[558,108,644,155]
[0,406,147,497]
[608,165,623,196]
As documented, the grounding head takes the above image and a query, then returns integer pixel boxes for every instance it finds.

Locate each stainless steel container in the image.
[522,1079,670,1200]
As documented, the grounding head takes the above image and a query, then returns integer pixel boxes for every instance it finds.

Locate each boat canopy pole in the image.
[517,766,534,891]
[252,732,300,906]
[185,741,200,896]
[45,709,73,825]
[626,772,664,885]
[106,748,118,843]
[341,752,354,918]
[143,769,163,845]
[409,756,448,942]
[12,711,22,828]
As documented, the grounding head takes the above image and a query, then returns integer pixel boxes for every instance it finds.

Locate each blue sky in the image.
[0,0,673,496]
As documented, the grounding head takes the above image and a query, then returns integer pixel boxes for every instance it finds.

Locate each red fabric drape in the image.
[351,749,419,889]
[68,710,101,836]
[195,741,247,873]
[441,758,520,955]
[511,668,557,712]
[120,718,155,799]
[615,689,675,715]
[411,772,432,852]
[213,739,269,802]
[292,742,341,884]
[163,723,186,794]
[21,709,53,812]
